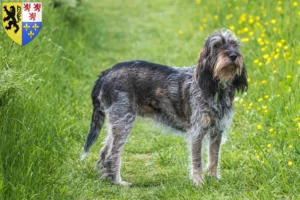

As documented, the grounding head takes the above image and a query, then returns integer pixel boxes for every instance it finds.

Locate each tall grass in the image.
[0,1,99,199]
[1,0,300,199]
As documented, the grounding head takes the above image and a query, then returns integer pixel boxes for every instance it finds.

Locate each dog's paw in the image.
[208,171,221,180]
[207,166,221,179]
[112,180,133,187]
[192,172,205,186]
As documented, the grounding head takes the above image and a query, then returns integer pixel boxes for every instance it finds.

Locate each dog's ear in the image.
[195,48,218,97]
[232,63,248,93]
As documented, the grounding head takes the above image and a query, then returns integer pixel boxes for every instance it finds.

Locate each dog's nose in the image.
[229,54,237,61]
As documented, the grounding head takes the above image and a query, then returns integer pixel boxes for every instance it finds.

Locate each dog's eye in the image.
[214,43,221,48]
[229,41,238,47]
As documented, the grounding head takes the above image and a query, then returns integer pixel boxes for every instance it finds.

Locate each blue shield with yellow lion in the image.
[2,2,42,46]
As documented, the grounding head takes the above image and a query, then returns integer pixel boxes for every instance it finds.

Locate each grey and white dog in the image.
[81,30,247,186]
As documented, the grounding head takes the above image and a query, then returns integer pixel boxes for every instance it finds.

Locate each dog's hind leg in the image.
[99,113,135,186]
[97,93,135,186]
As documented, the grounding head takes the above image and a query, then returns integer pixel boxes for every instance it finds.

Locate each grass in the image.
[1,0,300,199]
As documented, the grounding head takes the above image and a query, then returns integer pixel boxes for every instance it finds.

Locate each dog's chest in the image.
[213,90,233,119]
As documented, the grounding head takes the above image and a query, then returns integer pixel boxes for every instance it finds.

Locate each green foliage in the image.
[0,0,299,199]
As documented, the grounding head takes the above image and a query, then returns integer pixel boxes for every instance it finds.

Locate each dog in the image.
[81,29,247,186]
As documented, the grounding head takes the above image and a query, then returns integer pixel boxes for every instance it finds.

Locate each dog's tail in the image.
[81,77,105,160]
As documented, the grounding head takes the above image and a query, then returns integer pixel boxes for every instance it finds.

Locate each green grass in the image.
[1,0,300,199]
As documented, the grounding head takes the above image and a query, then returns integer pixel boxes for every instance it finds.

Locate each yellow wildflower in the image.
[257,124,262,130]
[277,6,283,12]
[255,22,262,27]
[276,42,282,47]
[269,128,274,132]
[229,25,235,31]
[196,0,201,4]
[286,75,292,79]
[289,145,293,148]
[214,15,218,20]
[267,144,272,148]
[241,38,249,42]
[293,2,298,6]
[263,54,269,59]
[261,80,267,84]
[226,14,233,20]
[271,19,276,24]
[288,161,293,166]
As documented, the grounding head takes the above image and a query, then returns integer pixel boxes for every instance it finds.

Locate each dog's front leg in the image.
[208,130,222,179]
[190,133,205,186]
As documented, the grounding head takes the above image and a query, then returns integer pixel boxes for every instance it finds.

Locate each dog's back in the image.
[96,60,192,118]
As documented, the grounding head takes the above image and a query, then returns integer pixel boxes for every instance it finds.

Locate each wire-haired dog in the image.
[81,30,247,186]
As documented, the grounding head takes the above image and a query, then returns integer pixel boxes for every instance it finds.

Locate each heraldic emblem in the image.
[2,2,42,46]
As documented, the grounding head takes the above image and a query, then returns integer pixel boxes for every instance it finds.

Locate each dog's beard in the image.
[213,54,243,83]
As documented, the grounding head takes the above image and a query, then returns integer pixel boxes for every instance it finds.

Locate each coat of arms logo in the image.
[2,2,42,46]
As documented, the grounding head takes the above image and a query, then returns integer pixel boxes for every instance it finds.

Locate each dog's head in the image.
[195,29,247,96]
